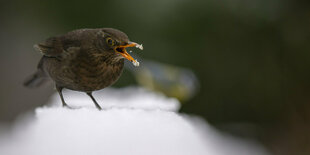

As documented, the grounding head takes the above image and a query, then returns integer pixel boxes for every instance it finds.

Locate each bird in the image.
[24,28,143,110]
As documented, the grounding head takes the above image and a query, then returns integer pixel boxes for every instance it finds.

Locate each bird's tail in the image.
[23,71,47,88]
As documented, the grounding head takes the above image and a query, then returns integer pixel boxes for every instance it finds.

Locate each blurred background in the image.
[0,0,309,154]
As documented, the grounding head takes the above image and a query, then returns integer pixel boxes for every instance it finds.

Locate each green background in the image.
[0,0,309,154]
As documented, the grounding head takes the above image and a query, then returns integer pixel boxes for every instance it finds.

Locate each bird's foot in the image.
[96,106,103,111]
[62,104,81,110]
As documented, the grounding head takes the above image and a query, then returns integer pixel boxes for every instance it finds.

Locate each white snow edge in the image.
[0,87,269,155]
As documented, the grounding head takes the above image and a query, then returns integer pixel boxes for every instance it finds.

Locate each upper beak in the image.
[114,42,143,67]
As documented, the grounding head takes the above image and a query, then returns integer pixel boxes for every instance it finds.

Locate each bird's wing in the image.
[33,29,89,57]
[33,37,65,57]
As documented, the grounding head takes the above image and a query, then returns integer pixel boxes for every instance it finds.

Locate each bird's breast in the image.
[70,56,125,91]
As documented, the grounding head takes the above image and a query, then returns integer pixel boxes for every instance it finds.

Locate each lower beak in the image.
[114,42,142,66]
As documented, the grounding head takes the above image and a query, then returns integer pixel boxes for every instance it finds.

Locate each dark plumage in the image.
[24,28,142,110]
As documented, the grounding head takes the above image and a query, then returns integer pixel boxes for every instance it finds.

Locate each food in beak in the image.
[114,42,143,67]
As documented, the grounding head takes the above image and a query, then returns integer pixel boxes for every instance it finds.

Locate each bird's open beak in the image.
[114,42,143,67]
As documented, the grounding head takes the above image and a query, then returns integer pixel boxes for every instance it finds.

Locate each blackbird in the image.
[24,28,143,110]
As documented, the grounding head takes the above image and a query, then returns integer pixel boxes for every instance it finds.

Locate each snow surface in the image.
[0,87,268,155]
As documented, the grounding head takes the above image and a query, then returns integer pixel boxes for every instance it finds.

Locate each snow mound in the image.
[0,87,268,155]
[49,87,180,112]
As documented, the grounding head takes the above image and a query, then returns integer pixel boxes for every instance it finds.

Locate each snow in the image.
[132,59,140,67]
[0,87,268,155]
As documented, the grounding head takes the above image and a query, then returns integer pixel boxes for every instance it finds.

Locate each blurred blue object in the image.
[126,58,199,102]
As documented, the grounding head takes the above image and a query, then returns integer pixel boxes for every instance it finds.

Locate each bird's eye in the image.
[106,37,115,46]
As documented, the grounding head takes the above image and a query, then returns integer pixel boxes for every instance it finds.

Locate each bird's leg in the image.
[86,92,102,110]
[56,85,70,108]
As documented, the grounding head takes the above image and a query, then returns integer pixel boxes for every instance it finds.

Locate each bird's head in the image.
[97,28,143,66]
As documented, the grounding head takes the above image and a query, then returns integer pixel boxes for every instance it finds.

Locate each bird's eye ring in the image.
[106,37,115,46]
